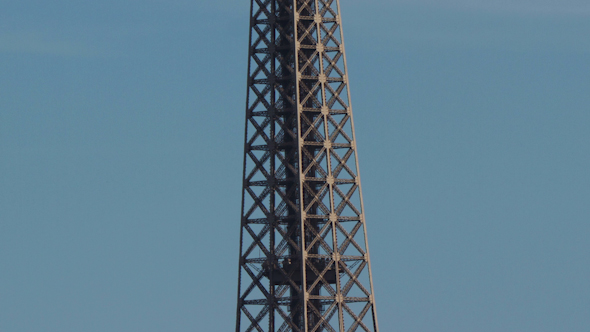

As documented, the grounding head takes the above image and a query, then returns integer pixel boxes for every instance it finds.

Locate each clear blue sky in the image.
[1,1,589,331]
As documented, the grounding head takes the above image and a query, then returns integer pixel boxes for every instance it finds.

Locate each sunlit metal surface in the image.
[236,1,379,331]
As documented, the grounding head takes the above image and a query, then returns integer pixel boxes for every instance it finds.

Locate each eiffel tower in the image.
[235,1,379,331]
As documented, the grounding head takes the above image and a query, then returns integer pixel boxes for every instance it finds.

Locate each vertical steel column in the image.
[236,1,379,331]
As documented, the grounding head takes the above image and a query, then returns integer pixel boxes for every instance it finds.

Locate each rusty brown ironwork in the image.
[236,1,379,331]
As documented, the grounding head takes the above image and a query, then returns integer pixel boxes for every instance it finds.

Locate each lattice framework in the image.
[236,1,379,331]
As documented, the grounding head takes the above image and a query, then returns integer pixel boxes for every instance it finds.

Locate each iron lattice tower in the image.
[236,1,379,331]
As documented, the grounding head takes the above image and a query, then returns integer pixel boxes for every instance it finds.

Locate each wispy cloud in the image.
[344,1,590,53]
[387,0,590,16]
[385,24,590,53]
[0,31,113,57]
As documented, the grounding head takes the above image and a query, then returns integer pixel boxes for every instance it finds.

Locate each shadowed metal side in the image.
[236,1,380,331]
